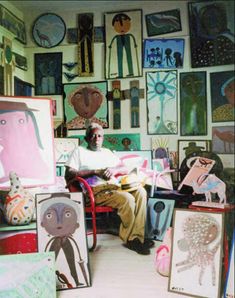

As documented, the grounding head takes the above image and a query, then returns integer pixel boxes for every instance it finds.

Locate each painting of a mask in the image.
[63,81,109,129]
[0,97,55,188]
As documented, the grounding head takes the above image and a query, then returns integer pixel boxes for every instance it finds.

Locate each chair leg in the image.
[89,208,97,251]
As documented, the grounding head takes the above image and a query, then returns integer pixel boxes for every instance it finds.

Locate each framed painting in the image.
[145,9,181,37]
[169,209,224,298]
[212,126,234,154]
[145,198,175,241]
[0,4,26,44]
[32,13,66,48]
[177,139,211,169]
[14,52,28,71]
[143,38,184,69]
[14,76,33,96]
[0,96,55,188]
[104,9,143,79]
[35,52,62,96]
[210,71,235,122]
[180,72,207,136]
[146,70,177,135]
[63,81,109,129]
[56,164,65,177]
[188,1,234,68]
[0,252,56,297]
[54,137,79,163]
[36,192,91,290]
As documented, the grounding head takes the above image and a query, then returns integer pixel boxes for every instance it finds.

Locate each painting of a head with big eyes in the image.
[0,97,55,188]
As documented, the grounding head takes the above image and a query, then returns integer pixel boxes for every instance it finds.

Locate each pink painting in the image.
[0,96,55,188]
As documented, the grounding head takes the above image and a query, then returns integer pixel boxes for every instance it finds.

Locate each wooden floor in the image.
[58,233,181,298]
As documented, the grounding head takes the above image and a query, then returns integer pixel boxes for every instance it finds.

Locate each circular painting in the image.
[32,13,66,48]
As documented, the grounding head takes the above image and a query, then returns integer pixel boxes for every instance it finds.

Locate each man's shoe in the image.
[126,238,150,255]
[144,238,155,248]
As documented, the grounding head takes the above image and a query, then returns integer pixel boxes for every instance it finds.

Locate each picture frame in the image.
[210,71,235,122]
[14,76,33,96]
[212,126,234,154]
[188,1,234,68]
[177,139,212,169]
[143,38,184,69]
[145,9,182,37]
[34,52,62,96]
[0,252,56,297]
[104,9,143,79]
[32,13,66,48]
[146,70,177,135]
[63,81,109,129]
[36,192,91,290]
[0,96,56,189]
[54,137,79,164]
[169,209,224,298]
[0,4,26,44]
[180,72,207,136]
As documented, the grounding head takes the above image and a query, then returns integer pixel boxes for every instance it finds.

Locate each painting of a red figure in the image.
[0,97,55,188]
[212,126,234,154]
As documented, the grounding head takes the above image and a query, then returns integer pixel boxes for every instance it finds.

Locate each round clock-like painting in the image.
[32,13,66,48]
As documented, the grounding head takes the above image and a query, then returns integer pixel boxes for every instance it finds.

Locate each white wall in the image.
[1,0,234,168]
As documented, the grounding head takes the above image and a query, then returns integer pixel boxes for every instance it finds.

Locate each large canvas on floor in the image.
[168,209,224,298]
[36,192,91,291]
[0,96,55,188]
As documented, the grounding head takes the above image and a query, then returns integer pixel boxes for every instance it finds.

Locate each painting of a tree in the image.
[146,70,177,135]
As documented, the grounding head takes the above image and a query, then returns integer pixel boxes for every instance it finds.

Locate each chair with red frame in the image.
[67,176,115,251]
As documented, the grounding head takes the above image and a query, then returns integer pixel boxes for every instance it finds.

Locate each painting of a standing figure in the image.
[180,72,207,136]
[105,9,142,79]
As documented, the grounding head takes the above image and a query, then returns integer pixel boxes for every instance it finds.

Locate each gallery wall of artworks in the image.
[0,0,234,177]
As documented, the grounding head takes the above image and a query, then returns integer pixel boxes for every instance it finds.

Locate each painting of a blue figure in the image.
[105,10,142,79]
[180,72,207,136]
[143,39,184,69]
[146,71,177,135]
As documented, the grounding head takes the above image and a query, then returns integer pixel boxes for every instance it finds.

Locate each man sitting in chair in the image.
[65,123,154,255]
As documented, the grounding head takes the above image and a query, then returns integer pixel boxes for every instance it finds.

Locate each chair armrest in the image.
[67,176,95,210]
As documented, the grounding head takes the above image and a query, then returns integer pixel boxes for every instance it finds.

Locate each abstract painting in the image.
[212,126,234,154]
[0,96,55,188]
[36,192,91,290]
[180,72,207,136]
[188,1,234,68]
[105,9,142,79]
[35,52,62,95]
[146,70,177,135]
[145,198,175,241]
[143,38,184,68]
[145,9,181,36]
[63,81,109,129]
[210,71,234,122]
[169,209,224,298]
[0,252,56,298]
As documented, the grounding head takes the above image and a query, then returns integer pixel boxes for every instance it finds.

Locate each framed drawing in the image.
[146,70,177,135]
[210,71,235,122]
[169,209,224,298]
[0,96,55,189]
[104,9,143,79]
[143,38,184,69]
[36,192,91,290]
[14,76,33,96]
[54,137,79,163]
[145,198,175,241]
[32,13,66,48]
[180,72,207,136]
[177,139,211,169]
[0,252,56,297]
[212,126,234,154]
[145,9,181,37]
[188,1,234,68]
[0,4,26,44]
[63,81,109,129]
[35,52,62,96]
